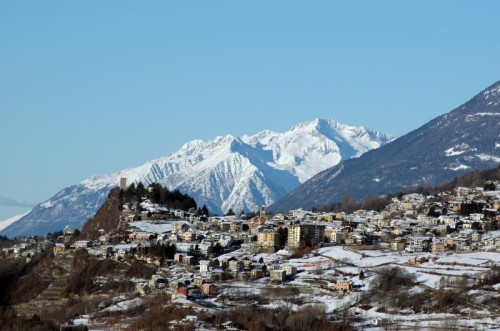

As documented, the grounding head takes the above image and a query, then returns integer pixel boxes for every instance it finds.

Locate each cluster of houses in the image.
[2,180,499,300]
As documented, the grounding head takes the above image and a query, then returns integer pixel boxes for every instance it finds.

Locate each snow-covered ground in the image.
[101,297,144,312]
[208,244,499,329]
[129,220,175,234]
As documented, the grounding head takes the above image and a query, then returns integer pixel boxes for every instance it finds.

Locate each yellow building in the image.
[257,230,281,247]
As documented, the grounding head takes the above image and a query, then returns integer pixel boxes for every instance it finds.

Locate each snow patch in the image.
[483,85,500,98]
[40,200,54,208]
[465,112,500,122]
[101,297,144,312]
[446,164,470,171]
[476,154,500,163]
[445,143,476,156]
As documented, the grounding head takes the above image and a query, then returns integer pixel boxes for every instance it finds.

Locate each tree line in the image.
[119,182,197,211]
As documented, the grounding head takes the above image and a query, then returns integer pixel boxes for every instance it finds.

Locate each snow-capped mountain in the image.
[271,81,500,212]
[0,119,393,237]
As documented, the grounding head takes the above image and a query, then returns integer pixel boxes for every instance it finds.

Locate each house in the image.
[174,253,184,263]
[270,268,286,282]
[408,256,428,265]
[100,246,113,257]
[168,233,181,244]
[431,240,446,253]
[98,235,110,244]
[283,265,297,276]
[242,257,253,269]
[406,237,431,252]
[230,221,243,233]
[193,277,206,287]
[237,271,251,281]
[257,229,281,247]
[391,238,407,251]
[219,235,233,248]
[174,209,185,218]
[199,260,211,274]
[172,222,190,234]
[228,260,244,272]
[53,243,66,254]
[371,318,382,326]
[334,282,353,291]
[129,232,154,241]
[183,230,197,243]
[471,232,482,242]
[202,283,218,296]
[150,275,168,289]
[75,240,93,249]
[177,286,189,297]
[251,269,264,280]
[183,255,194,265]
[329,231,343,244]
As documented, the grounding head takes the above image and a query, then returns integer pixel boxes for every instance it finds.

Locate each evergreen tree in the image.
[201,205,209,216]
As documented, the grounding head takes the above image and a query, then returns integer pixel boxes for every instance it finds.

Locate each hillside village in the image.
[1,176,500,330]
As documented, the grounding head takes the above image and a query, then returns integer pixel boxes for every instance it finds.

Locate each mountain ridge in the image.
[1,118,393,237]
[270,81,500,212]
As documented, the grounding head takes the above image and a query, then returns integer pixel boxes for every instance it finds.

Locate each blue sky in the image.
[1,1,500,222]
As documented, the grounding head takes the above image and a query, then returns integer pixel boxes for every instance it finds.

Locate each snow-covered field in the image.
[209,244,500,329]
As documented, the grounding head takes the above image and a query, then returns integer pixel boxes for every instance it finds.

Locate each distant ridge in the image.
[1,119,392,237]
[270,81,500,212]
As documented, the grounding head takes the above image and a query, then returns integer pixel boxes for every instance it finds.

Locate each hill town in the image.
[1,167,499,330]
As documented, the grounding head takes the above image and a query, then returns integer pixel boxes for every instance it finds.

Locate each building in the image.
[287,223,325,248]
[260,205,267,219]
[270,268,286,282]
[200,260,211,274]
[174,253,184,263]
[408,256,428,265]
[202,283,218,296]
[329,231,343,244]
[258,229,281,247]
[431,240,446,253]
[251,269,264,280]
[75,240,93,249]
[283,265,297,276]
[193,277,206,287]
[391,238,407,251]
[53,243,66,254]
[228,260,244,272]
[471,232,482,242]
[119,177,127,190]
[230,221,243,233]
[334,282,353,291]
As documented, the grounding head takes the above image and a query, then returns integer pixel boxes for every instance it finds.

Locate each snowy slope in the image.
[0,119,393,237]
[0,211,31,232]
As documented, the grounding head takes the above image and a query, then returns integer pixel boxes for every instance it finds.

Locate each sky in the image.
[1,0,500,222]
